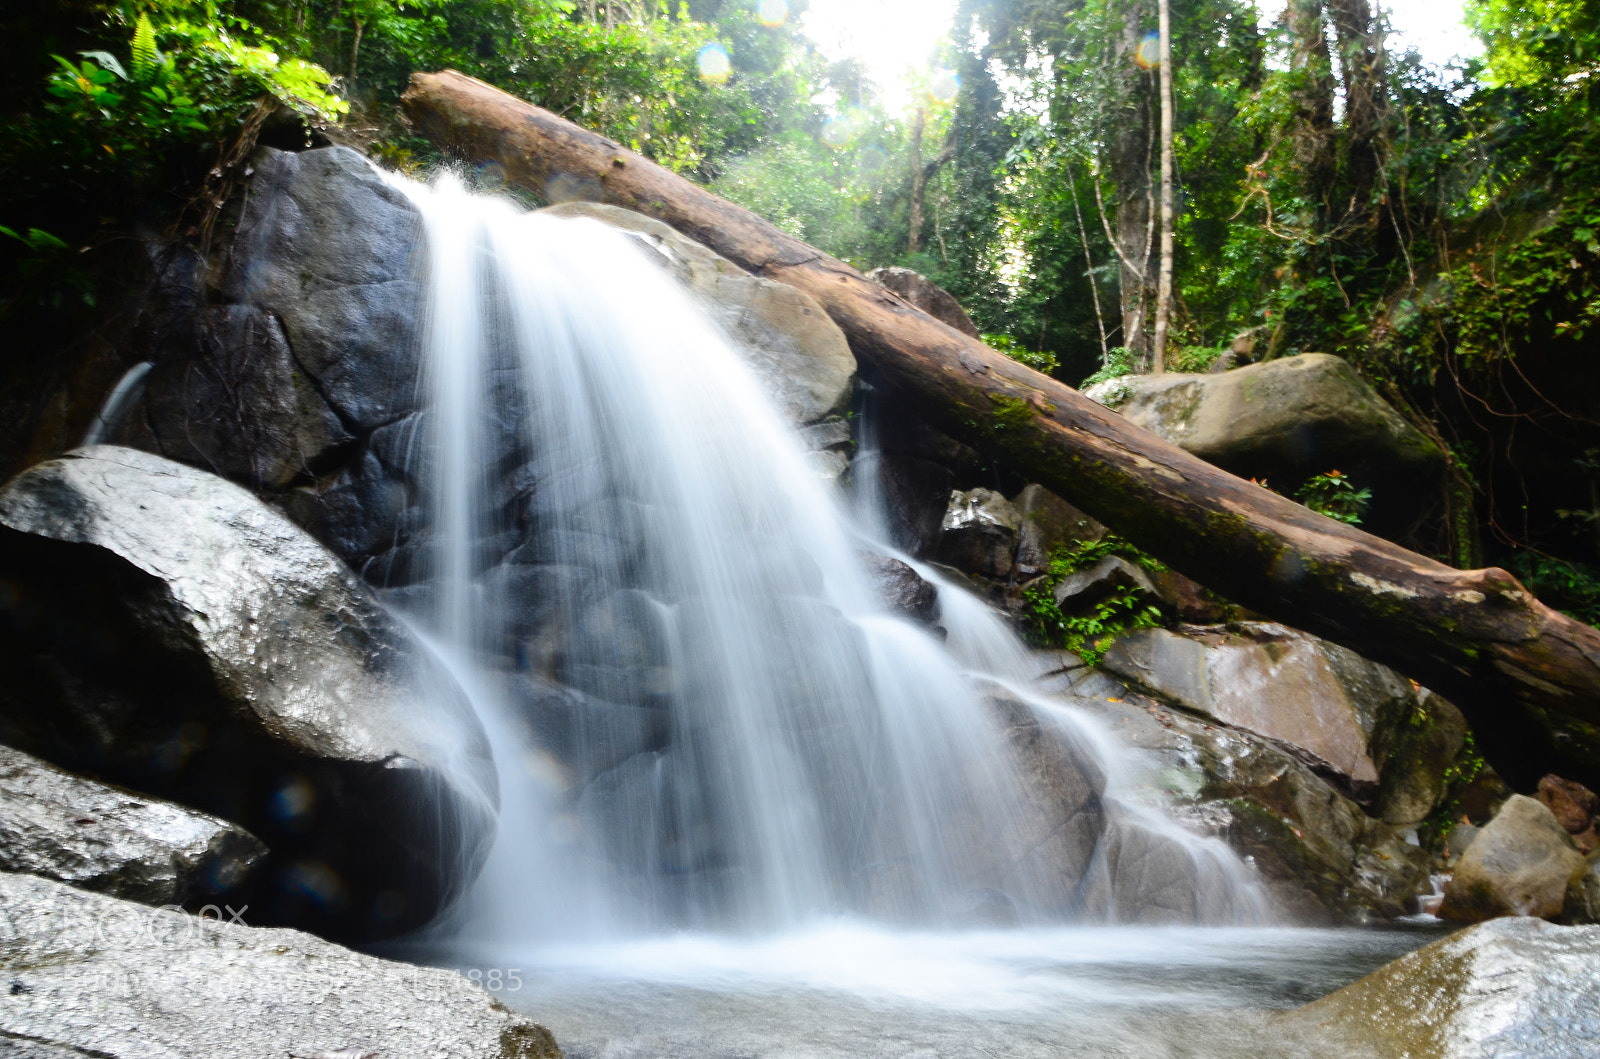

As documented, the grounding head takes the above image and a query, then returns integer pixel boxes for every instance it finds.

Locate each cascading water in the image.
[387,171,1265,948]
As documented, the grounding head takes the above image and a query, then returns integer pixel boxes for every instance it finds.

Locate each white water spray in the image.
[390,173,1265,944]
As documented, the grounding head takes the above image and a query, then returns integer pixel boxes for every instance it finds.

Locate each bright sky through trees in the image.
[801,0,1482,113]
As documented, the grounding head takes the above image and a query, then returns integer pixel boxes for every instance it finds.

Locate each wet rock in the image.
[860,553,939,625]
[1052,555,1159,611]
[1281,916,1600,1057]
[1010,484,1106,576]
[935,488,1021,580]
[1440,794,1585,921]
[541,202,855,423]
[0,870,561,1058]
[1538,773,1598,852]
[1564,851,1600,924]
[0,447,496,942]
[1369,690,1471,826]
[0,744,264,906]
[1082,353,1445,538]
[1048,662,1428,922]
[866,266,981,337]
[1101,623,1414,800]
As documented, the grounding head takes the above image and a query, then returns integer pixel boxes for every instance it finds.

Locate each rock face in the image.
[1011,483,1106,576]
[1441,794,1585,921]
[935,488,1021,580]
[0,447,496,941]
[0,870,561,1059]
[866,266,981,337]
[1044,658,1429,922]
[1281,916,1600,1057]
[1369,690,1470,826]
[1538,773,1599,851]
[1082,353,1444,537]
[860,553,939,625]
[0,743,264,906]
[1101,622,1414,799]
[542,202,856,425]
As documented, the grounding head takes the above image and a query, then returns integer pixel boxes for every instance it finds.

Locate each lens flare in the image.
[698,42,733,84]
[928,69,960,105]
[822,114,853,148]
[757,0,788,27]
[1136,31,1160,69]
[856,145,888,173]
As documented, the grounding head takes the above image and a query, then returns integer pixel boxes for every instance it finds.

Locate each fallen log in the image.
[402,69,1600,791]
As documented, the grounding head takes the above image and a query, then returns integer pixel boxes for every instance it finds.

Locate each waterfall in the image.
[390,173,1265,942]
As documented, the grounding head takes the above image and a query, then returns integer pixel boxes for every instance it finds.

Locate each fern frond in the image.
[131,15,159,81]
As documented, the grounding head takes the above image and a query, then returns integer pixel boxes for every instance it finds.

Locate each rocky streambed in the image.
[0,141,1593,1055]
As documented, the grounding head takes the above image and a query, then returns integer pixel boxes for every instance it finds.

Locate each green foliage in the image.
[1509,552,1600,627]
[1419,730,1489,848]
[983,333,1059,375]
[1020,535,1168,661]
[1078,347,1138,389]
[1295,470,1373,525]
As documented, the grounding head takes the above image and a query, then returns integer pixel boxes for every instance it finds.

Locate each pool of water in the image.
[447,921,1448,1058]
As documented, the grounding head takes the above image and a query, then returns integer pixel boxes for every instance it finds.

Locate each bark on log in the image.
[402,69,1600,791]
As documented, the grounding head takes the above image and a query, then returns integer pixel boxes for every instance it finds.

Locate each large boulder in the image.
[1101,622,1417,801]
[1368,689,1471,826]
[0,743,264,906]
[1440,794,1586,921]
[935,488,1021,581]
[0,870,561,1058]
[1045,658,1429,922]
[541,202,856,424]
[1281,916,1600,1057]
[1082,353,1445,537]
[866,266,981,337]
[0,447,496,941]
[1011,483,1106,576]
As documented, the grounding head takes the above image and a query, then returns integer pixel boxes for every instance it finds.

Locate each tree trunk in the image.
[402,68,1600,792]
[1108,1,1157,368]
[1286,0,1338,223]
[1328,0,1385,215]
[909,107,925,255]
[1152,0,1175,374]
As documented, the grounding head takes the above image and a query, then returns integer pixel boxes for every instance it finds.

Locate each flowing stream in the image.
[386,173,1437,1054]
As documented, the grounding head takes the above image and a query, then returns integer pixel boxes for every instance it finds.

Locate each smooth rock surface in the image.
[0,870,561,1059]
[935,488,1021,581]
[866,266,981,337]
[1369,690,1470,826]
[1046,659,1428,922]
[0,447,496,941]
[1281,917,1600,1057]
[860,553,939,625]
[541,202,856,423]
[1440,794,1585,921]
[1010,483,1106,576]
[1101,622,1412,798]
[1052,555,1159,611]
[0,743,264,906]
[1082,353,1444,536]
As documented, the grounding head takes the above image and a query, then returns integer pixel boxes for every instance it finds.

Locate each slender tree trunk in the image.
[1152,0,1175,374]
[909,108,926,255]
[402,69,1600,793]
[1108,0,1157,368]
[1287,0,1338,223]
[1068,165,1110,363]
[1328,0,1385,215]
[349,17,364,88]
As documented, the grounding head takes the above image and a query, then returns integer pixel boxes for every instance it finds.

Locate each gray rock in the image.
[540,202,856,423]
[1280,916,1600,1057]
[1053,668,1428,923]
[859,553,939,625]
[866,266,981,337]
[0,870,561,1059]
[0,743,264,906]
[1369,689,1471,826]
[1101,622,1415,799]
[1441,794,1585,921]
[935,488,1021,580]
[0,447,496,941]
[1052,555,1159,611]
[1011,484,1107,576]
[1082,353,1445,537]
[1564,851,1600,924]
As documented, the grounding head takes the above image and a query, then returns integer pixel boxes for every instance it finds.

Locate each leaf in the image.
[131,15,159,81]
[79,50,129,81]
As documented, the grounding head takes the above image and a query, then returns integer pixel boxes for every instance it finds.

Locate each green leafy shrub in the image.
[1079,347,1138,389]
[1020,534,1168,662]
[1295,470,1372,525]
[983,333,1059,375]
